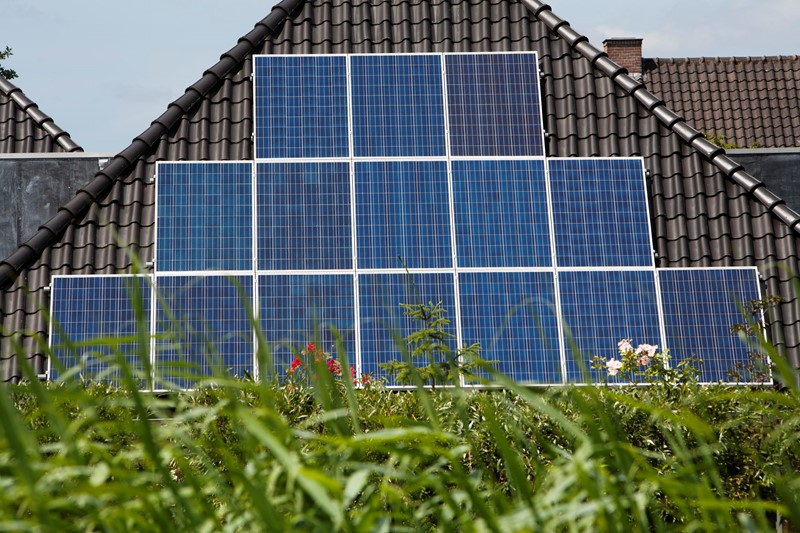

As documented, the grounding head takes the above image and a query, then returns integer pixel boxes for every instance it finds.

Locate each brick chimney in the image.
[603,38,643,77]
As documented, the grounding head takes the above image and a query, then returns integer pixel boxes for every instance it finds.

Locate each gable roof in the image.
[0,75,82,154]
[2,0,799,382]
[644,55,800,149]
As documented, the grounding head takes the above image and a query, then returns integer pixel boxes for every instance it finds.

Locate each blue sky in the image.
[3,0,798,152]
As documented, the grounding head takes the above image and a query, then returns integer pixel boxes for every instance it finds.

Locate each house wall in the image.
[0,155,112,259]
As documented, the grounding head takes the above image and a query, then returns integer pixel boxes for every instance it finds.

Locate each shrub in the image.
[2,289,799,530]
[2,358,799,530]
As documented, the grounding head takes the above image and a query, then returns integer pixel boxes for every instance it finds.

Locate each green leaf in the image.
[344,469,371,507]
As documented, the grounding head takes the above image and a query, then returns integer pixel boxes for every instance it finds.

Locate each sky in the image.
[2,0,799,153]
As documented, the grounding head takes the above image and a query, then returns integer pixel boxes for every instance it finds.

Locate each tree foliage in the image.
[705,132,764,149]
[0,47,18,80]
[379,298,484,387]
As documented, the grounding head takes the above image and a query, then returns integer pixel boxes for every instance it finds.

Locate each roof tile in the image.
[0,76,82,154]
[646,56,800,148]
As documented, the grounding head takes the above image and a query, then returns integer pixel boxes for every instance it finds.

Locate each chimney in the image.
[604,38,643,78]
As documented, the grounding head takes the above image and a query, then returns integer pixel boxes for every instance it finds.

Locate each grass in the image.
[1,283,799,531]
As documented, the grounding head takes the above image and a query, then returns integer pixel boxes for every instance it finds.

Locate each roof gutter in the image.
[0,0,307,291]
[519,0,800,235]
[0,76,83,153]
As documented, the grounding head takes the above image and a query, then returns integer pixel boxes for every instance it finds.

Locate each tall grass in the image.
[1,288,799,531]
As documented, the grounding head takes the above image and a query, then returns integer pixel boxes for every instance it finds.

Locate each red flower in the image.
[348,366,370,386]
[327,359,341,375]
[289,355,302,374]
[306,343,316,352]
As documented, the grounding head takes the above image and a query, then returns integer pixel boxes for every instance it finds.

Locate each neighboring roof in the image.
[645,56,800,149]
[2,0,799,382]
[0,75,83,154]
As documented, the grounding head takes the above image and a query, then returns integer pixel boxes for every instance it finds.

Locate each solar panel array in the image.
[48,52,768,387]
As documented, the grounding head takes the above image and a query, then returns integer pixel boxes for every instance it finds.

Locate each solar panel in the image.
[452,159,551,268]
[351,54,446,158]
[259,274,356,377]
[659,268,766,383]
[254,55,349,159]
[355,161,452,270]
[359,272,457,385]
[50,52,774,389]
[548,158,653,268]
[49,275,152,385]
[157,162,253,272]
[257,162,352,270]
[459,271,560,384]
[445,52,545,157]
[559,270,661,383]
[155,275,254,389]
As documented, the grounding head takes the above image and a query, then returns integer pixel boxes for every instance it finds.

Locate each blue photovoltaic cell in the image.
[351,55,446,157]
[459,272,561,384]
[446,53,544,157]
[157,162,253,272]
[659,268,765,383]
[452,159,551,268]
[257,162,352,270]
[259,274,356,377]
[155,275,254,389]
[559,270,661,383]
[548,159,653,268]
[254,55,348,159]
[359,272,457,384]
[50,276,152,385]
[356,161,452,269]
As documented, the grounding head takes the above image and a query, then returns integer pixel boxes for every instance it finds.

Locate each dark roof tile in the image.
[0,76,82,154]
[646,56,800,148]
[710,154,743,177]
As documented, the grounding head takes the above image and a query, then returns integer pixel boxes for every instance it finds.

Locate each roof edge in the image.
[0,152,115,160]
[0,75,83,153]
[519,0,800,235]
[0,0,307,290]
[648,55,800,63]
